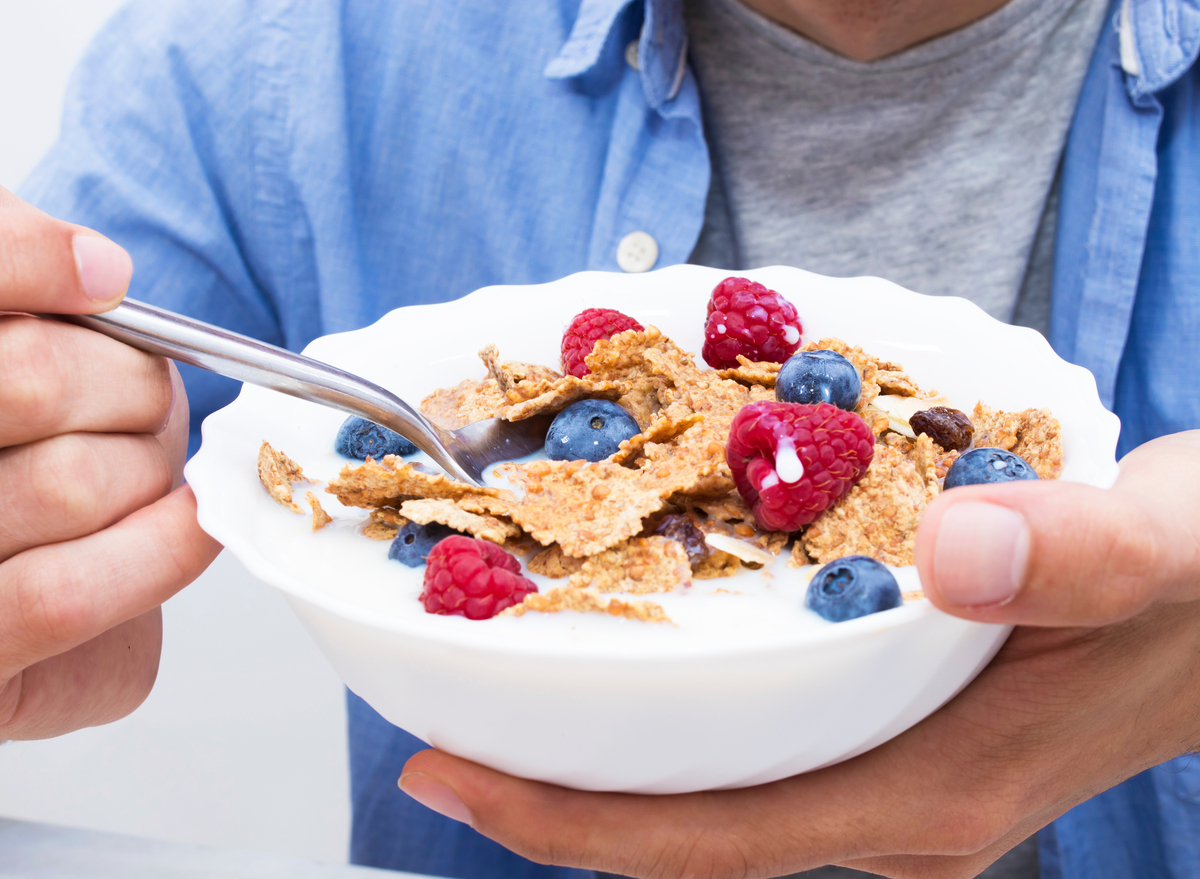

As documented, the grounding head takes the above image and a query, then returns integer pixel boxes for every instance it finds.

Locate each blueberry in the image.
[776,350,861,411]
[805,555,901,622]
[389,522,462,567]
[943,448,1039,489]
[545,399,640,462]
[336,416,418,460]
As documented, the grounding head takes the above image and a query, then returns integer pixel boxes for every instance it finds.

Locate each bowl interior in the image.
[186,264,1120,659]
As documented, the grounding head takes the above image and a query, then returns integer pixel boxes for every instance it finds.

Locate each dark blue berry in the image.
[805,555,901,622]
[943,448,1039,489]
[388,522,462,567]
[336,416,417,460]
[545,399,640,462]
[776,350,861,411]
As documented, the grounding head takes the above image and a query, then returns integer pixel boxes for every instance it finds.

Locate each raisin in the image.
[654,514,710,566]
[909,407,973,452]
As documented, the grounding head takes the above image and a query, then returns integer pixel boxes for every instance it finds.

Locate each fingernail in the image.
[73,234,133,303]
[932,502,1030,607]
[399,772,473,825]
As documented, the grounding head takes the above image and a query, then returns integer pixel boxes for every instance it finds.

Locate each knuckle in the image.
[0,206,76,307]
[0,318,64,431]
[518,821,593,869]
[1086,505,1161,621]
[38,435,172,521]
[26,434,106,522]
[0,223,34,298]
[13,434,172,549]
[607,833,748,879]
[923,801,1009,856]
[520,839,562,867]
[12,561,93,651]
[679,836,753,879]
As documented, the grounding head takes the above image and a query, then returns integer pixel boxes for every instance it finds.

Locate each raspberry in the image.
[702,277,803,369]
[420,536,537,620]
[726,401,874,532]
[561,308,645,377]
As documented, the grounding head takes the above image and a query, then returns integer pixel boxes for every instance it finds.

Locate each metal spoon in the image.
[57,299,551,487]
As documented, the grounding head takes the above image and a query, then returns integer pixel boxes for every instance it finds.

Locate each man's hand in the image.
[0,186,220,740]
[396,431,1200,879]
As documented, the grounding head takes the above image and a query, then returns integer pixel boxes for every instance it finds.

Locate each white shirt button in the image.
[624,40,640,70]
[616,231,658,273]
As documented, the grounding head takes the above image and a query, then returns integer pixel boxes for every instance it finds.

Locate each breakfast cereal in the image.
[257,441,306,513]
[306,492,334,531]
[259,286,1064,628]
[502,586,671,624]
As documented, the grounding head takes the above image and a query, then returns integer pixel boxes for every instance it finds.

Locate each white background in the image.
[0,0,353,863]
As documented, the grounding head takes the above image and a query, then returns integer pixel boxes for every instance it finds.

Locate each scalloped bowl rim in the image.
[186,264,1120,662]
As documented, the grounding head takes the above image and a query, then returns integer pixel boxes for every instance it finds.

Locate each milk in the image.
[273,447,922,652]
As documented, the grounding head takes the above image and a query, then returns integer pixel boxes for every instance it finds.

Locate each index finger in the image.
[0,186,132,313]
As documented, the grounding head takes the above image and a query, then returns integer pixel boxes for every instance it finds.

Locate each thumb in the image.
[915,433,1200,627]
[0,186,132,312]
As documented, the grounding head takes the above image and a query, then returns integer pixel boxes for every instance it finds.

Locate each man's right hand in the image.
[0,186,221,740]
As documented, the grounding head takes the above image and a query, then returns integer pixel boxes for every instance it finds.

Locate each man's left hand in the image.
[398,430,1200,879]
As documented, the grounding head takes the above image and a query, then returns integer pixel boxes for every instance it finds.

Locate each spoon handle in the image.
[57,299,480,485]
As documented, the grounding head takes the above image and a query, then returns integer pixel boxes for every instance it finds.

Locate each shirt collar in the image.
[1121,0,1200,97]
[545,0,688,108]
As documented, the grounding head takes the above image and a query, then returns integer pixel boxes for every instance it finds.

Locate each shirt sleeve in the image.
[19,0,284,456]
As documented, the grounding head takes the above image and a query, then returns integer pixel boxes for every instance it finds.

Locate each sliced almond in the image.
[703,532,776,567]
[872,394,952,438]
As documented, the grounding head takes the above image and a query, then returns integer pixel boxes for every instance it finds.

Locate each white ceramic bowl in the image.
[185,264,1120,794]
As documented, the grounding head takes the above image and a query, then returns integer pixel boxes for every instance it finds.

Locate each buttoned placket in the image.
[1054,8,1161,411]
[1051,0,1199,415]
[545,0,710,276]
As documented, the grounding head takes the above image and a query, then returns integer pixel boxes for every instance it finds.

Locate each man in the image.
[4,0,1198,877]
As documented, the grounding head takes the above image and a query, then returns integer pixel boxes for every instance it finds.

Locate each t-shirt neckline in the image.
[697,0,1084,74]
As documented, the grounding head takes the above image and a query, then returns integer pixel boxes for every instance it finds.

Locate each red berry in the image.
[702,277,803,369]
[420,536,537,620]
[726,401,874,532]
[561,308,645,377]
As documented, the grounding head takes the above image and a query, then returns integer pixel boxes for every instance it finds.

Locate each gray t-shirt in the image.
[682,1,1107,877]
[686,0,1108,335]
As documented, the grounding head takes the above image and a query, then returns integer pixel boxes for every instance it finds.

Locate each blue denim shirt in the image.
[20,0,1200,876]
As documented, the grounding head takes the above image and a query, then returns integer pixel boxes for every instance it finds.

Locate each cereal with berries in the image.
[259,277,1063,627]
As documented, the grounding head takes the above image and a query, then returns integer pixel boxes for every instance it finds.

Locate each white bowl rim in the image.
[187,264,1118,661]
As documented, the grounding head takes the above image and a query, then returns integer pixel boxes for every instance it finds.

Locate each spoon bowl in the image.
[57,299,550,485]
